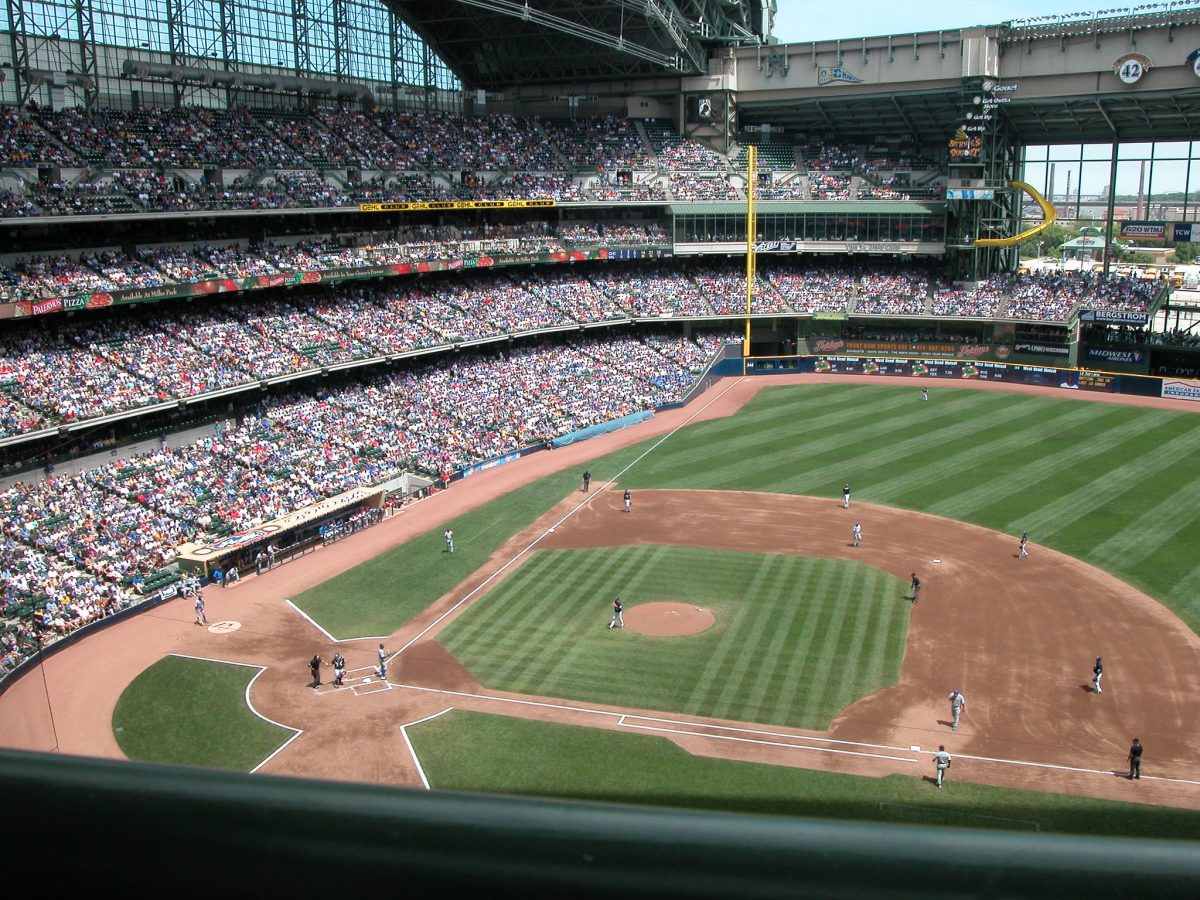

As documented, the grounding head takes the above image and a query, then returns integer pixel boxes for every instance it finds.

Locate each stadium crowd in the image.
[0,331,731,670]
[0,104,959,214]
[0,258,1164,436]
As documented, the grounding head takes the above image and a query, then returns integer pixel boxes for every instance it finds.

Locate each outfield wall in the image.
[743,355,1175,399]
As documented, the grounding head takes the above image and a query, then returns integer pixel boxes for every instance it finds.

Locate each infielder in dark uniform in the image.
[607,596,624,629]
[1128,738,1143,779]
[623,489,632,513]
[1092,656,1104,694]
[843,483,851,509]
[911,573,921,604]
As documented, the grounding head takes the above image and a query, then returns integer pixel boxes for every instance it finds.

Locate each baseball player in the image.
[332,652,346,686]
[377,642,388,680]
[852,521,862,547]
[623,489,632,513]
[843,483,851,509]
[582,470,592,493]
[444,529,454,553]
[607,596,624,629]
[910,573,921,604]
[1128,737,1143,780]
[1092,656,1104,694]
[1018,531,1029,559]
[921,387,929,401]
[948,690,965,730]
[934,745,952,787]
[193,591,208,626]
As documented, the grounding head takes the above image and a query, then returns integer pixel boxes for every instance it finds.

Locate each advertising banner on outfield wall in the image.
[1162,378,1200,402]
[806,356,1119,392]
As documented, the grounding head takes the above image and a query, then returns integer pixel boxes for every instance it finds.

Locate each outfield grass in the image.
[112,655,294,771]
[293,383,1200,639]
[438,546,908,728]
[409,711,1200,841]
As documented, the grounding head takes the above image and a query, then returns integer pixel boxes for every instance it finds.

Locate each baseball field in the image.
[5,375,1200,838]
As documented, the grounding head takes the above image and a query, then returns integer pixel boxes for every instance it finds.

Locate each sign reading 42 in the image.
[1112,53,1152,84]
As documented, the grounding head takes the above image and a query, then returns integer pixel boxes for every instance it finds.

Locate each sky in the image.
[770,1,1164,44]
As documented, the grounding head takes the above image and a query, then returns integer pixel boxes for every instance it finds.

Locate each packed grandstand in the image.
[0,105,948,214]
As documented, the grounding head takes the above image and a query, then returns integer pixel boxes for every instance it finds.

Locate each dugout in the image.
[174,486,386,580]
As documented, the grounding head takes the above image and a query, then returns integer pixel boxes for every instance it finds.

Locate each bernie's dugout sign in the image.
[1162,378,1200,402]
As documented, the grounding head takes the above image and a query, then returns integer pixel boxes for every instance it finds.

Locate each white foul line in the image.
[399,707,454,790]
[384,680,1200,788]
[387,376,748,664]
[618,719,918,764]
[282,598,337,642]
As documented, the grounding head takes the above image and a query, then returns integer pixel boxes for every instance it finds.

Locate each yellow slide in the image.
[971,181,1056,248]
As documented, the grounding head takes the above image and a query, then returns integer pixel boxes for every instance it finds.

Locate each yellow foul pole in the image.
[743,145,756,375]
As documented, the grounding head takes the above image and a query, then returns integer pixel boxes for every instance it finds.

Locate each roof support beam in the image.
[443,0,685,69]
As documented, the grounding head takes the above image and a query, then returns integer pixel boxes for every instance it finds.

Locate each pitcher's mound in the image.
[624,602,715,637]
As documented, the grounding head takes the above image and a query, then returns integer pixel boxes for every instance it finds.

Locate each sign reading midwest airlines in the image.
[359,199,556,212]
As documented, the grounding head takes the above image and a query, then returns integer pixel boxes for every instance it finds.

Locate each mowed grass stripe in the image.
[679,391,1006,494]
[1088,471,1200,568]
[682,551,780,715]
[783,393,1042,501]
[875,401,1122,513]
[439,546,907,729]
[796,568,856,725]
[772,566,846,718]
[923,405,1153,522]
[740,558,818,719]
[708,555,792,720]
[630,386,970,491]
[1006,420,1200,541]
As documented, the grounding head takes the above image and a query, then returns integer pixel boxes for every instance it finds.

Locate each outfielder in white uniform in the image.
[949,690,965,730]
